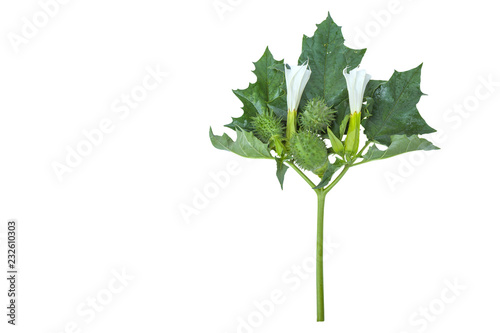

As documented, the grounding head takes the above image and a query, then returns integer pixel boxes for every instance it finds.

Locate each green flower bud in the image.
[299,98,336,133]
[252,112,284,143]
[270,135,285,156]
[289,131,328,174]
[327,127,344,156]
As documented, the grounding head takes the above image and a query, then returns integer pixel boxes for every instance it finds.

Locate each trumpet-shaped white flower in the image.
[285,63,312,112]
[343,67,371,114]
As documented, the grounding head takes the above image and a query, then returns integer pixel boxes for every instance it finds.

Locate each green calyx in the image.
[299,98,336,133]
[344,111,361,161]
[286,110,297,139]
[289,131,328,175]
[252,112,284,143]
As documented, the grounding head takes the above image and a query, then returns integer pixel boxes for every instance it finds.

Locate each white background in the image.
[0,0,499,332]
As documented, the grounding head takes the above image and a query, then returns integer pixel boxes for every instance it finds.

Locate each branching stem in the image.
[287,145,365,321]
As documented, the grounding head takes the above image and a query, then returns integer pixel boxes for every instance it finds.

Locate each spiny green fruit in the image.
[252,112,284,143]
[289,131,328,174]
[299,98,336,133]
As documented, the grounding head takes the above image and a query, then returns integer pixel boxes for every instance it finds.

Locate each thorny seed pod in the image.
[299,98,336,133]
[289,131,328,175]
[252,112,284,143]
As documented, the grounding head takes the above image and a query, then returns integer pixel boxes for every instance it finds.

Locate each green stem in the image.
[287,161,354,322]
[324,165,350,194]
[351,160,367,167]
[349,141,372,166]
[286,161,316,189]
[315,189,326,322]
[356,141,371,158]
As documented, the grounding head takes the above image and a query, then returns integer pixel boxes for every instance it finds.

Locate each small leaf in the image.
[327,128,344,155]
[209,127,273,159]
[275,158,289,190]
[338,114,350,139]
[313,159,345,189]
[271,136,285,156]
[362,97,374,119]
[363,64,435,146]
[361,134,439,163]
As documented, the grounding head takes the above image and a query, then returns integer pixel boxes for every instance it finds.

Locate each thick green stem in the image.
[287,162,353,322]
[314,166,350,321]
[316,190,326,322]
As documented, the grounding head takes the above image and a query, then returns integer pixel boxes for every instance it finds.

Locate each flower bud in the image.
[285,63,312,139]
[343,67,371,160]
[327,128,344,156]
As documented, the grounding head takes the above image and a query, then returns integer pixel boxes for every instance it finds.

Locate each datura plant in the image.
[209,13,439,322]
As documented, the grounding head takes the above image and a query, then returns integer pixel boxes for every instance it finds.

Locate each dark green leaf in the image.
[363,64,435,146]
[331,97,350,138]
[275,158,289,190]
[365,80,386,97]
[226,47,286,131]
[298,13,366,137]
[268,94,288,121]
[362,134,439,162]
[209,127,273,159]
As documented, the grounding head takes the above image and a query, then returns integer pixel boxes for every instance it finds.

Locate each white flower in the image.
[285,62,312,112]
[343,67,371,114]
